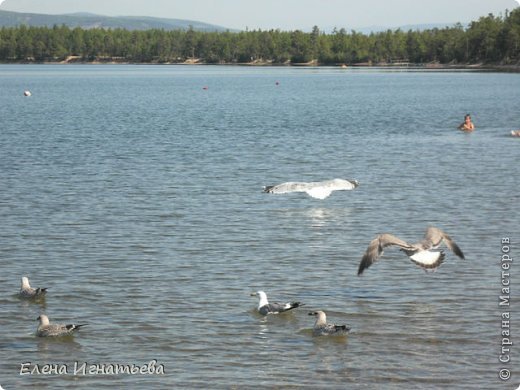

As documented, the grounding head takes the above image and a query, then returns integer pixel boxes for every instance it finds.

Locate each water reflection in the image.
[273,207,352,227]
[36,336,83,355]
[256,323,270,340]
[307,207,351,228]
[17,297,47,310]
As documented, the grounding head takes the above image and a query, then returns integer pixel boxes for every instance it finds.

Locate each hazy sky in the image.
[1,0,518,30]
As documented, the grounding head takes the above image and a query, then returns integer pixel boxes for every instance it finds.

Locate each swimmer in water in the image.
[459,114,475,132]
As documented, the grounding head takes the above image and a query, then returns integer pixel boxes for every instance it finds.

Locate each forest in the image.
[0,8,519,65]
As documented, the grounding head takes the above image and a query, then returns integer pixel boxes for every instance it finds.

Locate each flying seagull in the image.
[251,290,303,315]
[309,311,350,336]
[263,178,359,199]
[358,226,465,275]
[19,277,47,299]
[36,314,86,337]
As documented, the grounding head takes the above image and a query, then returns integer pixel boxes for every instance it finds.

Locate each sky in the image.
[0,0,519,30]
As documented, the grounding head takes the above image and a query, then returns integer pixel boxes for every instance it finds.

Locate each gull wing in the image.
[263,182,309,194]
[318,179,359,190]
[358,233,413,275]
[421,227,465,259]
[37,323,85,337]
[259,301,302,315]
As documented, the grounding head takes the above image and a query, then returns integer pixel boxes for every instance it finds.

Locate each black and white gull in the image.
[251,290,303,315]
[358,226,465,275]
[309,311,350,336]
[36,314,86,337]
[263,178,359,199]
[19,277,47,299]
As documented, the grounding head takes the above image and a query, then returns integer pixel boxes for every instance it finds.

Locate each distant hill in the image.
[0,10,234,32]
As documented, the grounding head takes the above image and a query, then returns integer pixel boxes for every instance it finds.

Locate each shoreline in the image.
[1,58,519,72]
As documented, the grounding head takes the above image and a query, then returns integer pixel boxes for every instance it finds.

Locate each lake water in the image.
[0,65,518,389]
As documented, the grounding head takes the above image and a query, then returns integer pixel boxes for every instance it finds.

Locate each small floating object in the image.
[24,90,32,96]
[202,86,208,90]
[511,130,520,137]
[275,81,280,85]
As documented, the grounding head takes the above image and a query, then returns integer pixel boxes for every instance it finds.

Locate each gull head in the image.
[36,314,50,326]
[21,276,31,289]
[250,290,267,299]
[251,290,268,307]
[308,311,327,325]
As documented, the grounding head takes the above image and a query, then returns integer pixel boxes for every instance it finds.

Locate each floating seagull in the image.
[263,178,359,200]
[36,314,86,337]
[358,226,465,275]
[251,290,303,315]
[309,311,350,336]
[23,90,32,97]
[19,277,47,299]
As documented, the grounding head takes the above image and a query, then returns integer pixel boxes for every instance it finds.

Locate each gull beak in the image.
[308,312,317,316]
[250,292,258,297]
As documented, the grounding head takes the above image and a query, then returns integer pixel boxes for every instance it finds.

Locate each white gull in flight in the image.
[19,277,47,299]
[251,290,303,315]
[263,178,359,199]
[36,314,86,337]
[358,226,465,275]
[309,311,350,336]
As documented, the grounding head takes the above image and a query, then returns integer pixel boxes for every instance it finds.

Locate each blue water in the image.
[0,65,518,389]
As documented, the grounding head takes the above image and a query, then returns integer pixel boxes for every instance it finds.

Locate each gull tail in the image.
[409,251,445,270]
[306,188,332,199]
[335,325,351,333]
[66,324,87,332]
[284,302,303,311]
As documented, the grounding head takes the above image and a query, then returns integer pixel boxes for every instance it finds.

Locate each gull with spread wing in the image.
[358,226,465,275]
[263,178,359,200]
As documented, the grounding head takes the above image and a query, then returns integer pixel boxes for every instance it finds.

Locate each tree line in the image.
[0,9,519,65]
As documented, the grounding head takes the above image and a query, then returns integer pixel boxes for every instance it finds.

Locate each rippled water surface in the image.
[0,65,519,389]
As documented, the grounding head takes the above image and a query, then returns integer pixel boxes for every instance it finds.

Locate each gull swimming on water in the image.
[358,226,465,275]
[36,314,86,337]
[309,311,350,336]
[19,277,47,299]
[263,178,359,199]
[251,290,303,315]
